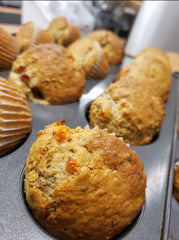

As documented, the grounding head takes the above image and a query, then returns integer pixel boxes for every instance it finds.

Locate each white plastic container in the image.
[125,1,179,55]
[21,1,95,36]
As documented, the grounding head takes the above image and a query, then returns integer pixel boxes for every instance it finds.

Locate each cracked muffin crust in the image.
[89,78,165,145]
[88,29,124,65]
[25,120,146,240]
[8,44,86,105]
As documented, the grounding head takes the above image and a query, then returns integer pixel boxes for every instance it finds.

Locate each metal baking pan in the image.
[0,56,178,240]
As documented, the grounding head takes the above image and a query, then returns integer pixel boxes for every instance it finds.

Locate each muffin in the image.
[166,52,179,73]
[90,78,165,145]
[173,161,179,202]
[137,47,172,72]
[88,29,124,65]
[0,77,32,157]
[68,38,109,79]
[8,44,86,105]
[15,22,54,53]
[115,56,172,102]
[47,17,81,46]
[25,120,146,240]
[0,27,18,71]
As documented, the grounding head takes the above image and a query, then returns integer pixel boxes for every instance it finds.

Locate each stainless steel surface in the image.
[0,56,178,240]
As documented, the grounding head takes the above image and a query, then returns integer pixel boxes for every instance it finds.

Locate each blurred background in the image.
[0,1,179,55]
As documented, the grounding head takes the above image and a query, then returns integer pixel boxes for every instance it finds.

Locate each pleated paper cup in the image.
[0,77,32,157]
[66,25,81,46]
[0,27,18,71]
[31,27,55,47]
[87,42,109,80]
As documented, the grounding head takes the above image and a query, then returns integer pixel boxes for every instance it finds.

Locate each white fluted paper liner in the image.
[87,41,108,80]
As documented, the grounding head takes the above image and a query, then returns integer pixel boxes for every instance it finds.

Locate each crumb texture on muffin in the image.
[25,120,146,240]
[115,55,172,102]
[8,44,86,105]
[90,78,165,145]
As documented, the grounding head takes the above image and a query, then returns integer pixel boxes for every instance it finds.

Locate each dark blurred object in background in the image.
[0,1,21,8]
[85,1,141,39]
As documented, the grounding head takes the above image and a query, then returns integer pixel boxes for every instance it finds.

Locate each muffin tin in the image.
[0,55,178,240]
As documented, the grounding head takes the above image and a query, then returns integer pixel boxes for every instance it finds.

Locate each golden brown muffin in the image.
[15,22,54,53]
[0,27,18,71]
[90,78,165,145]
[166,52,179,73]
[68,38,109,79]
[173,162,179,202]
[8,44,86,105]
[69,25,81,43]
[137,47,172,72]
[88,29,124,65]
[47,17,81,46]
[0,77,32,157]
[25,120,146,240]
[115,56,172,102]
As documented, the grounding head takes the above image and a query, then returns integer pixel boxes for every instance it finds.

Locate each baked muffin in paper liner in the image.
[47,17,81,47]
[89,78,165,145]
[68,38,109,80]
[15,22,54,53]
[88,29,124,65]
[25,120,146,240]
[8,44,86,105]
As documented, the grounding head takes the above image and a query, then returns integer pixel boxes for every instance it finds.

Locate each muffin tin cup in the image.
[0,56,178,240]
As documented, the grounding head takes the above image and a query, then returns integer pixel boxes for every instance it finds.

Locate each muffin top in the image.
[88,29,124,65]
[115,56,172,101]
[137,47,172,71]
[25,120,146,240]
[90,78,165,145]
[15,22,54,53]
[167,52,179,73]
[68,38,109,79]
[47,17,72,46]
[0,77,32,156]
[15,22,35,52]
[9,44,86,105]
